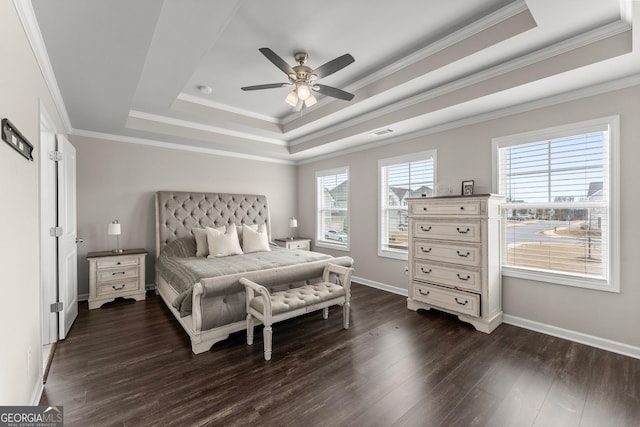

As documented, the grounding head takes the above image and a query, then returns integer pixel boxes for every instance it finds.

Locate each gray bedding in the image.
[156,237,333,316]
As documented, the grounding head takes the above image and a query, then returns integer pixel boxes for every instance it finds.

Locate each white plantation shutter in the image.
[379,151,435,257]
[495,117,618,290]
[316,167,349,248]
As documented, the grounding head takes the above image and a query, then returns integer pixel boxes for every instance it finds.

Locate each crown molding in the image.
[289,19,632,148]
[70,128,295,165]
[13,0,73,134]
[296,74,640,165]
[128,110,287,146]
[176,93,281,124]
[281,0,531,127]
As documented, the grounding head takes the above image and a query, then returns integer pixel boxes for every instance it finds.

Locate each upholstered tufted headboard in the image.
[155,191,271,257]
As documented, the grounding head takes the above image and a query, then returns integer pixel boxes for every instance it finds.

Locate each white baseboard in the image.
[30,380,43,406]
[503,314,640,360]
[352,276,407,297]
[353,278,640,360]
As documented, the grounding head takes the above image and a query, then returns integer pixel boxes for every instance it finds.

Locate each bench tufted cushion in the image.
[250,282,346,315]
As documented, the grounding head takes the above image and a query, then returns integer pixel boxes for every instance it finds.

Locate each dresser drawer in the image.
[96,255,140,269]
[413,283,480,317]
[96,277,141,297]
[412,220,481,243]
[413,240,481,267]
[96,266,139,283]
[410,199,482,217]
[413,261,482,293]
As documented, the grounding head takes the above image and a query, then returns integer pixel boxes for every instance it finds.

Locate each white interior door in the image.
[56,134,78,339]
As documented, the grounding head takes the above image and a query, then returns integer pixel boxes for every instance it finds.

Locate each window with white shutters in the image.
[494,117,619,291]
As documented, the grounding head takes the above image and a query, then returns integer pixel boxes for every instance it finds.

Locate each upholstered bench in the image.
[239,263,353,360]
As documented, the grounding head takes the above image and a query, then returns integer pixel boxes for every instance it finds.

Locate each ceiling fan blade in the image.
[241,83,289,91]
[313,84,355,101]
[313,53,355,79]
[259,48,295,76]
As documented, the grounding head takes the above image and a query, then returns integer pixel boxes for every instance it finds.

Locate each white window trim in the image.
[315,166,350,252]
[492,116,620,292]
[378,150,437,260]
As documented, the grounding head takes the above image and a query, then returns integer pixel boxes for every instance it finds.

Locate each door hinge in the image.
[50,302,63,313]
[49,226,63,237]
[49,150,62,161]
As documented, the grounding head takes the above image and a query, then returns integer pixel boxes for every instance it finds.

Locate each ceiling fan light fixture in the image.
[296,84,311,100]
[304,93,317,107]
[285,90,298,107]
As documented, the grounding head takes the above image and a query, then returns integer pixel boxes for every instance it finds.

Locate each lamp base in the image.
[112,248,123,253]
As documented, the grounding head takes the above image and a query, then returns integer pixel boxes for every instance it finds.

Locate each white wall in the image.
[70,135,297,297]
[0,1,67,405]
[297,84,640,350]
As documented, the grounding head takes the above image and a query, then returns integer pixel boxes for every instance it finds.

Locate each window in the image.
[379,151,436,259]
[493,116,619,291]
[316,167,349,250]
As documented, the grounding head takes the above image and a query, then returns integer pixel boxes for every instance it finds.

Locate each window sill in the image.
[378,249,408,261]
[315,240,350,252]
[502,266,619,293]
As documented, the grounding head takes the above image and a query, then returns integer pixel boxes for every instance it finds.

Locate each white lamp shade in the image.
[108,222,121,235]
[285,91,298,107]
[289,217,298,228]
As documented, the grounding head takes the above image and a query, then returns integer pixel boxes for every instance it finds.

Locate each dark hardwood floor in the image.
[41,284,640,427]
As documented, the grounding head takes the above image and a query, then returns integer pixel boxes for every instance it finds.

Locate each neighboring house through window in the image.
[379,151,436,259]
[493,116,619,291]
[316,167,349,250]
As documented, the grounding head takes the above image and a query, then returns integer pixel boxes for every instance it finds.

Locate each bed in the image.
[154,191,354,354]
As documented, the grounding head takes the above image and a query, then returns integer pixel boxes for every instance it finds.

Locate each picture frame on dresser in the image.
[461,180,474,196]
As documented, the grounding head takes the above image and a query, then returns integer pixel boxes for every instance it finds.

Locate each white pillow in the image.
[206,224,243,257]
[242,223,271,254]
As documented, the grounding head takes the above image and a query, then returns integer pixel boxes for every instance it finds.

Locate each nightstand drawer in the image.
[287,240,309,250]
[96,255,139,269]
[413,283,480,317]
[96,266,139,283]
[96,278,141,297]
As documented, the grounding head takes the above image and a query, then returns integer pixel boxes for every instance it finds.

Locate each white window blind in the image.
[379,152,435,258]
[495,117,619,290]
[316,168,349,248]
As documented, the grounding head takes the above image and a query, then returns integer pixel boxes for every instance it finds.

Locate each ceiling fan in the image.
[241,48,355,112]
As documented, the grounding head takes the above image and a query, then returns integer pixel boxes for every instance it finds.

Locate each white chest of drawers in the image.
[407,194,503,333]
[273,237,311,251]
[87,249,147,309]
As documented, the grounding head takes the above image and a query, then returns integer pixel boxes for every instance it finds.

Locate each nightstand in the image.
[87,249,147,309]
[273,237,311,251]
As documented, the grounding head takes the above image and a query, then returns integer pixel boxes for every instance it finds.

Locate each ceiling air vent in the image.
[368,128,394,137]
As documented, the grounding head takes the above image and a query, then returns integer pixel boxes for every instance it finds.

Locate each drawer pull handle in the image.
[456,227,470,234]
[112,284,126,290]
[456,250,471,258]
[112,271,126,276]
[423,207,427,211]
[420,268,432,274]
[420,247,432,253]
[116,261,121,265]
[418,289,430,296]
[460,206,465,210]
[457,274,471,281]
[454,297,469,306]
[420,226,432,232]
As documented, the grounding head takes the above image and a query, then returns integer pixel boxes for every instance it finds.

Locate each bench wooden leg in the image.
[263,325,273,361]
[246,314,254,345]
[323,307,329,319]
[343,302,350,329]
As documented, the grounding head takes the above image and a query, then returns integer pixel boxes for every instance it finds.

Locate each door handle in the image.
[75,237,84,244]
